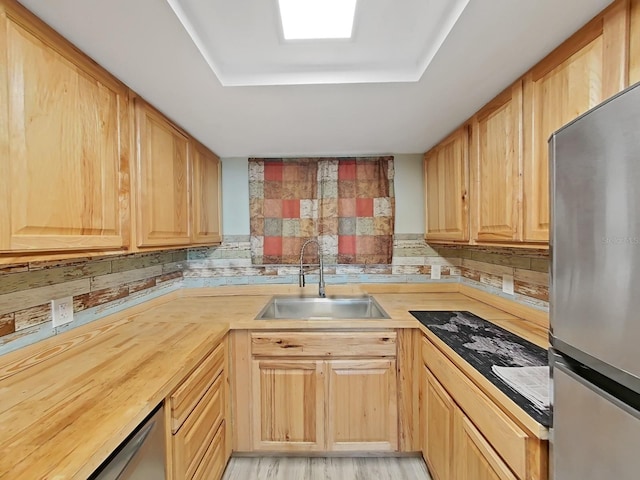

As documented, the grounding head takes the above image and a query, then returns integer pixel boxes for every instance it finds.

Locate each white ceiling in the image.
[18,0,612,158]
[165,0,470,86]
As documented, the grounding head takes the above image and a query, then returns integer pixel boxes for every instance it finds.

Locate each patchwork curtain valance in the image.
[249,156,395,265]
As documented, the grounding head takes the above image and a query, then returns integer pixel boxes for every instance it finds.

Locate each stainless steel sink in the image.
[255,295,390,320]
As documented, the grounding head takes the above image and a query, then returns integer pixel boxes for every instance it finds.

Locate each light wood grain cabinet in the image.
[247,330,398,453]
[424,126,470,243]
[470,82,523,243]
[326,359,397,452]
[632,0,640,84]
[420,365,454,480]
[168,340,229,480]
[420,335,547,480]
[455,411,517,480]
[134,99,191,248]
[252,359,325,452]
[191,141,221,245]
[0,1,130,253]
[522,3,629,242]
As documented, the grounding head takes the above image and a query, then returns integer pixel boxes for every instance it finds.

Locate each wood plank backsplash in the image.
[0,235,548,355]
[0,250,186,354]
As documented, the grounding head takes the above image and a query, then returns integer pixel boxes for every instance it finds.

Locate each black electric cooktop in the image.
[410,310,550,427]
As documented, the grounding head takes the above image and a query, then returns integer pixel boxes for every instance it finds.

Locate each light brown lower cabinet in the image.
[252,359,326,452]
[420,335,547,480]
[167,338,229,480]
[421,365,454,480]
[455,412,517,480]
[247,330,399,453]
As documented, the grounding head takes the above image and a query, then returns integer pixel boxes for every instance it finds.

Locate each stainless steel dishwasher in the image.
[89,404,166,480]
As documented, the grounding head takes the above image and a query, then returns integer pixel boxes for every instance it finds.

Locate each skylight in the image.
[278,0,357,40]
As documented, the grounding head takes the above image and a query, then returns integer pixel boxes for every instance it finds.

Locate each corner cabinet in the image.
[0,1,130,253]
[133,99,191,248]
[191,141,222,245]
[470,81,523,244]
[237,330,399,453]
[424,126,469,243]
[522,2,629,242]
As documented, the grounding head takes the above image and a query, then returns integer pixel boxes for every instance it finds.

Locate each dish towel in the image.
[491,365,551,410]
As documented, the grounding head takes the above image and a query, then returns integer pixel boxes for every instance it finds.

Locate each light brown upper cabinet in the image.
[470,81,523,243]
[424,126,470,243]
[631,0,640,84]
[191,141,222,245]
[134,99,191,248]
[522,2,629,242]
[0,1,130,253]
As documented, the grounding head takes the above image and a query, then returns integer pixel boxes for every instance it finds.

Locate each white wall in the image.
[221,155,425,235]
[392,153,424,234]
[221,157,251,235]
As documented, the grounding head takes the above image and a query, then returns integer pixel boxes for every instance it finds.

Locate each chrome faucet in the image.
[298,238,326,297]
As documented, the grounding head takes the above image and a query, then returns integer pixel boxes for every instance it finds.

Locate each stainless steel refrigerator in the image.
[550,81,640,480]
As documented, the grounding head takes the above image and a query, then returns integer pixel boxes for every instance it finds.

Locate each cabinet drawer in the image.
[171,342,225,433]
[251,331,396,357]
[422,337,528,478]
[192,422,226,480]
[173,374,225,480]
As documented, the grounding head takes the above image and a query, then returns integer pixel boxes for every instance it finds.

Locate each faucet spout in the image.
[299,238,326,298]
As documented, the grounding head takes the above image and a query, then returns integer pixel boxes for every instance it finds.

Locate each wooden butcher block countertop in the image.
[0,317,227,480]
[0,284,548,479]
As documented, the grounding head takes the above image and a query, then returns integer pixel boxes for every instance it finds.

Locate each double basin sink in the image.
[255,295,390,320]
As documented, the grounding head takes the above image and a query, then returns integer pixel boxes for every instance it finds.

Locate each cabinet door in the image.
[0,3,129,253]
[424,126,469,242]
[471,82,523,243]
[134,100,190,247]
[252,359,325,451]
[523,8,628,242]
[326,359,398,452]
[632,0,640,85]
[455,410,517,480]
[173,374,225,480]
[421,366,454,480]
[191,141,221,245]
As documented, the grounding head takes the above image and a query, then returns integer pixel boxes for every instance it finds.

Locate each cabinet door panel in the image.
[424,126,469,242]
[0,7,129,252]
[422,366,454,480]
[523,9,628,243]
[173,374,224,480]
[192,142,221,245]
[326,359,398,452]
[632,0,640,84]
[135,101,190,247]
[471,83,523,242]
[252,359,324,451]
[455,412,517,480]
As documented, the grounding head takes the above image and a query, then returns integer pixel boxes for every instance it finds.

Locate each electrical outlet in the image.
[431,264,441,280]
[502,274,515,295]
[51,296,74,327]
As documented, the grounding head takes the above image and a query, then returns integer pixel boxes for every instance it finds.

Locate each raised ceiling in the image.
[18,0,612,158]
[165,0,470,86]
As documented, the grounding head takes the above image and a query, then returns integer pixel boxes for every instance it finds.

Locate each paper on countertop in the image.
[491,365,551,410]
